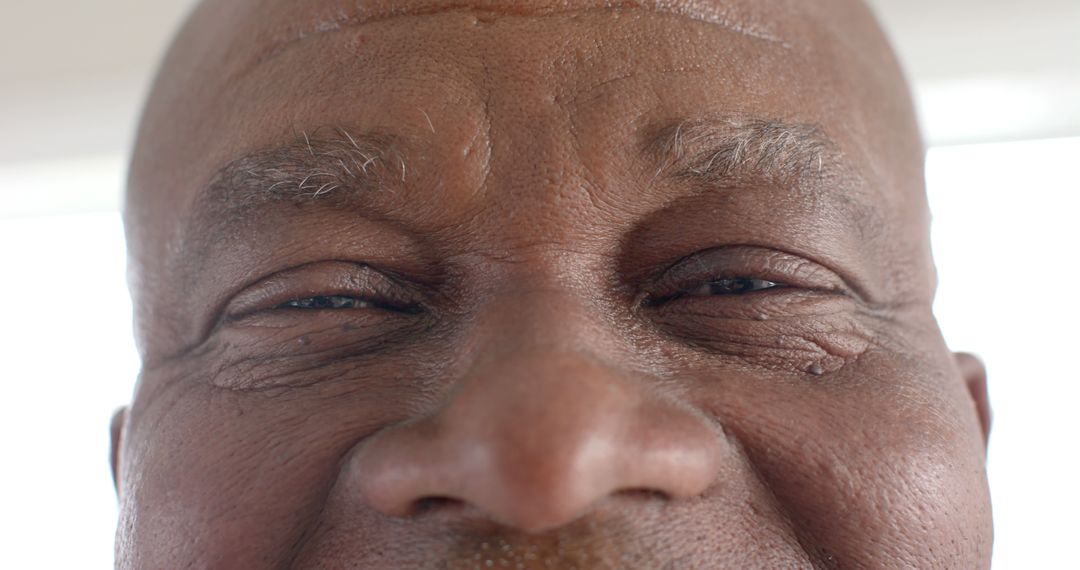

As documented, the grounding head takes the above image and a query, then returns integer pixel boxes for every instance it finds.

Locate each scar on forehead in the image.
[248,0,791,72]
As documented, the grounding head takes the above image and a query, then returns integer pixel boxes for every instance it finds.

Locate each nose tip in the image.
[348,353,723,533]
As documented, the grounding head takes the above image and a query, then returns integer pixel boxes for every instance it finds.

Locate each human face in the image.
[115,0,992,567]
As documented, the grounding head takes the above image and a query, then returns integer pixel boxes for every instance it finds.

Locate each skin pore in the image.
[114,0,993,567]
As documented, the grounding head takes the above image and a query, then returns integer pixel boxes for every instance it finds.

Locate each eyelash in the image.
[242,246,835,324]
[686,277,781,296]
[276,294,420,314]
[274,271,787,315]
[277,295,374,310]
[646,276,785,307]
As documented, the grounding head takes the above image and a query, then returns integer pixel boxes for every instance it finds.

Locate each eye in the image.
[647,275,785,307]
[222,261,428,320]
[639,246,840,308]
[684,277,781,297]
[278,295,375,310]
[275,294,422,314]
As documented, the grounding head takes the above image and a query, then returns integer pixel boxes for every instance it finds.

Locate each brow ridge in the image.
[643,115,840,188]
[203,126,408,209]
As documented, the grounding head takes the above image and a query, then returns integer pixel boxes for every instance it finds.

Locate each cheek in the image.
[694,349,991,567]
[117,369,409,569]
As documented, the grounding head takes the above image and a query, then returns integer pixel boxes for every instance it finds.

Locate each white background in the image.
[1,1,1078,567]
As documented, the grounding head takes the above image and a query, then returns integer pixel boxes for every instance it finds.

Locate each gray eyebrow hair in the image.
[202,126,409,209]
[643,116,839,187]
[175,127,409,275]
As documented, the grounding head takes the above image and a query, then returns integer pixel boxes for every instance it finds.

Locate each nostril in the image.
[615,488,673,503]
[411,495,466,516]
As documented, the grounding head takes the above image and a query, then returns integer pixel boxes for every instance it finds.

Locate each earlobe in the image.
[110,407,128,493]
[954,352,991,447]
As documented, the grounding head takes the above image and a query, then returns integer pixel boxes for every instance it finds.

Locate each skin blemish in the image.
[813,330,872,361]
[298,335,311,346]
[807,362,825,376]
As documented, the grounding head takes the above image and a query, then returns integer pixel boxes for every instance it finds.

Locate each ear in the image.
[954,352,991,447]
[110,406,128,493]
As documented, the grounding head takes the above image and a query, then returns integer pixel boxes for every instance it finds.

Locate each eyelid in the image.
[224,261,421,320]
[644,246,850,304]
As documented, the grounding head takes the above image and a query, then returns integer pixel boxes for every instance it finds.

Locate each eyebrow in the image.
[173,126,410,280]
[201,126,409,210]
[205,115,840,206]
[185,114,871,274]
[641,115,884,256]
[642,116,842,189]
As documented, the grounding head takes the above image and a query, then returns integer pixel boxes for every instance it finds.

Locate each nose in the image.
[347,295,724,533]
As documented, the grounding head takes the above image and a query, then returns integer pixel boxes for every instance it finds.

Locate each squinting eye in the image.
[278,295,374,310]
[686,278,779,297]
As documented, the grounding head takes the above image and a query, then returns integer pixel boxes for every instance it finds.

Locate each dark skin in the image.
[113,0,993,567]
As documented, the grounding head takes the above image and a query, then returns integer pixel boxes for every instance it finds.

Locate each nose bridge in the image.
[440,285,647,517]
[473,280,615,358]
[451,335,636,460]
[348,270,724,532]
[452,282,641,453]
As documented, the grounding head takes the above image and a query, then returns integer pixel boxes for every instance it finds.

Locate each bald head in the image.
[115,1,991,567]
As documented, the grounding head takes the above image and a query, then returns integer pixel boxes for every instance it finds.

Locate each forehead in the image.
[132,0,915,213]
[200,0,811,61]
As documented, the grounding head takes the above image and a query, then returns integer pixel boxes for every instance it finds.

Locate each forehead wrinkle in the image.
[239,0,791,78]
